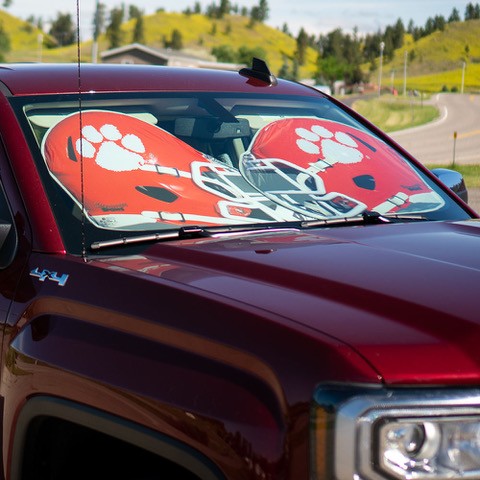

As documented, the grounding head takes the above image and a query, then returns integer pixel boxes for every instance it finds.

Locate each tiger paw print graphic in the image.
[294,124,364,171]
[76,123,148,172]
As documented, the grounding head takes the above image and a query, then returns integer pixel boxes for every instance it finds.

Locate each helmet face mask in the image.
[240,154,366,218]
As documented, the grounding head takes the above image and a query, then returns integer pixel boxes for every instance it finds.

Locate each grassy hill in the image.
[378,19,480,93]
[1,9,319,78]
[0,9,51,62]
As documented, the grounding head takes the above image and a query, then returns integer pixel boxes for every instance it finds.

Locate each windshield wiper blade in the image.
[91,230,181,251]
[90,224,301,251]
[300,210,427,228]
[90,212,429,251]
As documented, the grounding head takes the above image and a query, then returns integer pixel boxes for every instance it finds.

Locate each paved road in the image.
[388,93,480,165]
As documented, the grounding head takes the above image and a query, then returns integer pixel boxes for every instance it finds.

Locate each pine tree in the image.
[295,27,309,65]
[106,7,125,49]
[49,13,76,46]
[448,8,461,22]
[132,15,145,44]
[92,1,106,42]
[170,29,183,50]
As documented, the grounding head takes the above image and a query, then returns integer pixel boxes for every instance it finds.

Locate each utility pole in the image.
[37,33,43,63]
[92,0,104,64]
[378,42,385,96]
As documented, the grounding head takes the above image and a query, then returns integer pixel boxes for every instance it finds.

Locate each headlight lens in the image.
[379,417,480,479]
[312,387,480,480]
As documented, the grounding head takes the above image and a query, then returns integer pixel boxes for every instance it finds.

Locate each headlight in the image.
[312,386,480,480]
[378,417,480,479]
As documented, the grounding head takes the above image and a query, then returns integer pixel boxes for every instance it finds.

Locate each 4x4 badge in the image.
[30,268,69,287]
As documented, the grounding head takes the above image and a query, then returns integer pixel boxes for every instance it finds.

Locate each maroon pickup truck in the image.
[0,60,478,480]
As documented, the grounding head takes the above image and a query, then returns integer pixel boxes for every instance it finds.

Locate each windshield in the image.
[12,91,470,253]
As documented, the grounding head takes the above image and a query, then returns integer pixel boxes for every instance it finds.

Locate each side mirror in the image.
[430,168,468,204]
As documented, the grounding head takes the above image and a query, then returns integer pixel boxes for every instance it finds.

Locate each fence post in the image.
[452,131,457,166]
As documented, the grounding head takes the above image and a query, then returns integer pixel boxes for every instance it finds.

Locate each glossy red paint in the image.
[0,62,478,480]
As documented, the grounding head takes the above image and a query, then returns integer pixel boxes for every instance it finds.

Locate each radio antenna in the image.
[76,0,87,261]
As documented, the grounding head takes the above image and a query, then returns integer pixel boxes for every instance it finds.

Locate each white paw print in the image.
[76,123,146,172]
[295,124,363,166]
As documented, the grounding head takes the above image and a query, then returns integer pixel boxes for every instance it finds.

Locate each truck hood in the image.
[97,219,480,386]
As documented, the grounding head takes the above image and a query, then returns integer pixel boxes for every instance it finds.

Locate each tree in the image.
[205,2,220,18]
[92,1,106,42]
[236,45,266,65]
[316,55,347,87]
[448,8,461,22]
[129,5,142,20]
[49,12,76,46]
[314,26,366,87]
[27,15,44,31]
[218,0,230,17]
[171,29,183,49]
[249,0,269,25]
[281,22,292,37]
[2,0,11,7]
[211,44,236,62]
[257,0,269,21]
[106,6,125,49]
[465,2,480,20]
[433,15,446,31]
[320,28,345,59]
[295,27,309,65]
[164,29,183,50]
[278,57,299,81]
[391,18,405,49]
[132,15,145,43]
[278,58,290,78]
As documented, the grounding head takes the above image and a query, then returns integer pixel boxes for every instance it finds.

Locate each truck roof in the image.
[0,63,314,96]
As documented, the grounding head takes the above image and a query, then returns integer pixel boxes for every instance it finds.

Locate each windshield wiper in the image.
[300,210,427,228]
[90,212,428,251]
[90,224,301,251]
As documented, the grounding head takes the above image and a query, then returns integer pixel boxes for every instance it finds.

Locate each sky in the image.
[5,0,475,40]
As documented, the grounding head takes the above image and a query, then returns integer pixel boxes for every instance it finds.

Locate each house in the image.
[100,43,244,71]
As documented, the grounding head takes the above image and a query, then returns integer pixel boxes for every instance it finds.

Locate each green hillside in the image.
[0,9,51,61]
[378,19,480,93]
[1,9,318,78]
